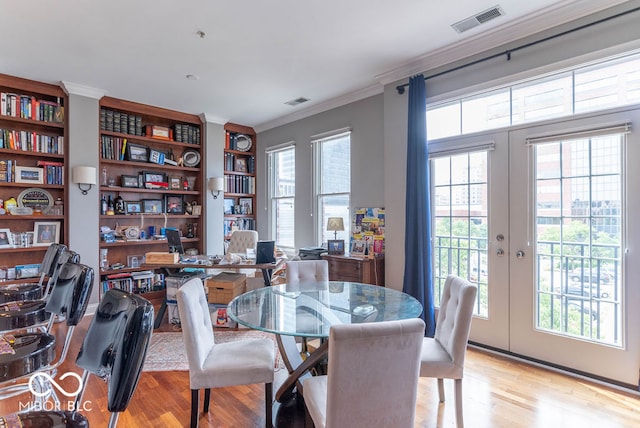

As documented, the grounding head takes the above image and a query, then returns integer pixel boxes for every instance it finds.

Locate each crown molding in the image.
[199,112,227,125]
[375,0,631,86]
[59,81,106,99]
[255,84,383,133]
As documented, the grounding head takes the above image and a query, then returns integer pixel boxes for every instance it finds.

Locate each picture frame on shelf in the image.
[14,166,44,184]
[125,201,142,214]
[0,228,13,248]
[234,158,247,172]
[33,221,60,247]
[121,175,140,188]
[142,171,168,189]
[223,198,235,215]
[169,175,182,190]
[350,240,367,257]
[165,195,184,214]
[239,197,253,215]
[142,199,164,214]
[126,143,148,162]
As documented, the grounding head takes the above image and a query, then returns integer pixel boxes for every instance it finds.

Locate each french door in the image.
[432,108,640,385]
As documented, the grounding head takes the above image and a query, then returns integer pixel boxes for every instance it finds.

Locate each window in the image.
[267,145,295,249]
[313,130,351,246]
[427,51,640,140]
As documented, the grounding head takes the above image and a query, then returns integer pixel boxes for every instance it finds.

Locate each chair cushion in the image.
[303,375,328,428]
[419,337,462,379]
[190,338,275,389]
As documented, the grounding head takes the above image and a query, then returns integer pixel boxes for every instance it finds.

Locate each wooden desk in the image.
[321,253,385,286]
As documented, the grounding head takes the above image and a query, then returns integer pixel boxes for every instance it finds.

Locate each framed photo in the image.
[169,175,182,190]
[239,197,253,215]
[0,228,13,248]
[33,221,60,246]
[350,240,367,257]
[142,199,164,214]
[224,198,235,215]
[15,166,44,184]
[126,143,148,162]
[165,195,184,214]
[328,239,345,255]
[125,201,142,214]
[142,171,167,188]
[234,157,247,173]
[121,175,140,188]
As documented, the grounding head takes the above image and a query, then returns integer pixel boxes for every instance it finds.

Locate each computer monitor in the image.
[256,240,275,264]
[166,229,184,254]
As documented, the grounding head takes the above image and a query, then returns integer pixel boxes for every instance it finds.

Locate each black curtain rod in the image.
[396,5,640,94]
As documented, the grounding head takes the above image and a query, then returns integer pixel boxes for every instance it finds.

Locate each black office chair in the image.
[0,250,80,333]
[0,243,67,303]
[0,262,93,403]
[0,288,154,428]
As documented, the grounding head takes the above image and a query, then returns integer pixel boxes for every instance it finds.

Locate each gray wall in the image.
[257,94,385,255]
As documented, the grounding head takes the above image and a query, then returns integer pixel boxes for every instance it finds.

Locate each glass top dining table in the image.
[228,281,423,403]
[227,281,423,338]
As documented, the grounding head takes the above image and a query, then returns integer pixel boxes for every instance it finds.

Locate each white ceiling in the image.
[0,1,630,131]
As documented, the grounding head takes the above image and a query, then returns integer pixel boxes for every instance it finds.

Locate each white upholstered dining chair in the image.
[285,260,329,290]
[420,275,477,428]
[302,318,425,428]
[176,277,275,428]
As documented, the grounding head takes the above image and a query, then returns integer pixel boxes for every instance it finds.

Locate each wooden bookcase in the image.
[98,96,205,298]
[0,74,67,284]
[223,122,256,241]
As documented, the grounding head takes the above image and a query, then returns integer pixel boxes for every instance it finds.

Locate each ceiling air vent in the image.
[284,97,310,107]
[451,5,505,34]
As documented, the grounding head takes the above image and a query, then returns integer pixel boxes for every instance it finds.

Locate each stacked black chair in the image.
[0,262,93,403]
[0,243,67,303]
[0,288,155,428]
[0,250,80,333]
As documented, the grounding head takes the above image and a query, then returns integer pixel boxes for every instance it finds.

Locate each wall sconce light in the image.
[207,177,224,199]
[72,166,97,195]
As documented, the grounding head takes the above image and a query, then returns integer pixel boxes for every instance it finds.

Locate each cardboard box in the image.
[206,272,246,304]
[145,252,179,264]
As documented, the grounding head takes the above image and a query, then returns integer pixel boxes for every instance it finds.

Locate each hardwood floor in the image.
[2,314,640,427]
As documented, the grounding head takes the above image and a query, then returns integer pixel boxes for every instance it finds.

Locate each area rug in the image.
[143,329,286,372]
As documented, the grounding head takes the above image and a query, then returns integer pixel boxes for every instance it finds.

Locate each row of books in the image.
[101,270,162,295]
[0,160,64,184]
[223,218,256,237]
[174,123,200,145]
[101,135,128,160]
[100,108,143,136]
[224,153,255,173]
[99,108,200,145]
[224,174,255,194]
[0,92,63,123]
[0,129,64,154]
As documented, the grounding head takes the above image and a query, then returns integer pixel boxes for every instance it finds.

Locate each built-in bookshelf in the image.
[223,123,256,240]
[98,96,205,298]
[0,73,67,283]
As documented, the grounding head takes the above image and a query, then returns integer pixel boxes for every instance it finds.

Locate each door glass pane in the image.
[433,152,488,317]
[534,133,623,345]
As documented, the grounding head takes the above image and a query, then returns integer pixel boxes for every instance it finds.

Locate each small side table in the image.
[321,253,385,286]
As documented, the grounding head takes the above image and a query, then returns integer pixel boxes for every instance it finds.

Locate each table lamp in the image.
[327,217,345,255]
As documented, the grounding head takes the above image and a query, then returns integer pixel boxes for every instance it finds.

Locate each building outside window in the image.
[267,145,295,250]
[313,131,351,246]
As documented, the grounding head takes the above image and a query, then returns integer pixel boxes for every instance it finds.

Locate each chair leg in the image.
[203,388,211,413]
[437,378,445,403]
[265,382,273,428]
[191,389,199,428]
[454,379,464,428]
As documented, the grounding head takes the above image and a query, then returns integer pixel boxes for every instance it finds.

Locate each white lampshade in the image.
[72,166,96,185]
[208,177,224,192]
[326,217,345,232]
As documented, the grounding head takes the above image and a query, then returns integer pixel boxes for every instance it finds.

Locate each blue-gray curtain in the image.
[402,74,435,337]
